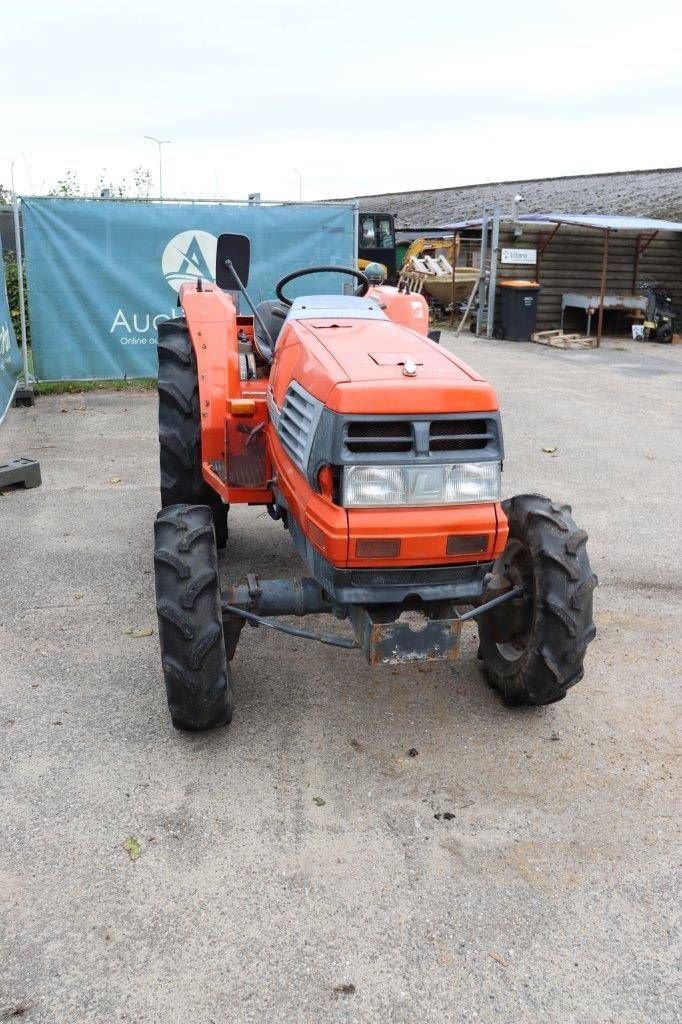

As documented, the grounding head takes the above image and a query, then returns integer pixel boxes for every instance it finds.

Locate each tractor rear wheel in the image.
[157,318,228,548]
[655,322,673,344]
[154,503,233,731]
[477,494,597,706]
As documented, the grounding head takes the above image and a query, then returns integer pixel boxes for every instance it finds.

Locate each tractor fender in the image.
[368,285,429,335]
[178,283,238,475]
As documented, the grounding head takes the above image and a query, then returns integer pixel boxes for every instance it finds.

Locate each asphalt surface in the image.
[1,335,680,1023]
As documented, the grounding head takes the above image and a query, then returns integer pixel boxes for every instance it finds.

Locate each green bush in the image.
[2,252,29,345]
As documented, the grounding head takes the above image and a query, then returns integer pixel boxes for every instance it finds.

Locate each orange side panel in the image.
[305,494,349,566]
[267,426,348,565]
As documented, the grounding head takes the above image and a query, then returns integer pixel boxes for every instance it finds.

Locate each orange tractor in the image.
[154,235,596,730]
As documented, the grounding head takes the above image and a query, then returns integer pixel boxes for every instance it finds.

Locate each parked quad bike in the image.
[637,280,676,343]
[154,234,597,731]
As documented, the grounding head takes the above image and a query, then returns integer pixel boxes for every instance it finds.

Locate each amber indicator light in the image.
[317,465,334,499]
[229,399,256,416]
[446,533,487,555]
[355,538,401,559]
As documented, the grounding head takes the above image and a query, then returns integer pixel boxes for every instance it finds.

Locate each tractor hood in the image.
[299,317,499,415]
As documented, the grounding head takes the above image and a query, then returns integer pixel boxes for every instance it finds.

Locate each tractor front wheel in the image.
[157,318,228,548]
[154,503,233,731]
[477,494,597,706]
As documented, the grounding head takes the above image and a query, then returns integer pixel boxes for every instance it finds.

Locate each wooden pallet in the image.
[531,329,594,350]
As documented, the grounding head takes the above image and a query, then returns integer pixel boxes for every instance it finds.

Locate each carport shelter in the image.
[440,213,682,343]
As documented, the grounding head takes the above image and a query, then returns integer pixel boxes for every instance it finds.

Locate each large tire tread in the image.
[154,504,232,731]
[478,493,597,706]
[157,319,228,548]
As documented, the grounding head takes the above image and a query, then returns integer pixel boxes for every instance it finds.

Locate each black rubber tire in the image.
[157,318,228,548]
[154,504,233,731]
[655,322,673,344]
[477,494,597,706]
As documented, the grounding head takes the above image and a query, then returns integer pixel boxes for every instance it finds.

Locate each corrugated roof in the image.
[344,167,682,228]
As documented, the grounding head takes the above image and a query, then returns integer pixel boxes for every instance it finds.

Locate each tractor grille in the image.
[348,564,481,587]
[277,383,319,472]
[428,418,493,453]
[341,416,499,459]
[345,420,413,454]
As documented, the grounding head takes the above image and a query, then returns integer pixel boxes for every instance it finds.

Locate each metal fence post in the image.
[10,167,31,391]
[475,212,489,336]
[486,206,501,339]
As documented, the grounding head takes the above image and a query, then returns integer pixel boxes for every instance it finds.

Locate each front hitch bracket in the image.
[219,573,524,664]
[349,605,461,666]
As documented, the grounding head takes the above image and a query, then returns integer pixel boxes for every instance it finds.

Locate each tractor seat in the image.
[253,300,288,362]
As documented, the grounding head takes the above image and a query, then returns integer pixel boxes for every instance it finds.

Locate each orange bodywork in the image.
[179,281,508,571]
[367,284,430,333]
[180,283,272,506]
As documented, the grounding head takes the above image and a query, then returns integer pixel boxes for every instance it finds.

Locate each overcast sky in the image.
[2,0,681,202]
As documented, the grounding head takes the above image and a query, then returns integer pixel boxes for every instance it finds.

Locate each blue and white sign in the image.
[501,247,537,265]
[22,198,356,381]
[0,235,21,424]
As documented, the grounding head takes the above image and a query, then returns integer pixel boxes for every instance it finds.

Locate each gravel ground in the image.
[1,335,680,1023]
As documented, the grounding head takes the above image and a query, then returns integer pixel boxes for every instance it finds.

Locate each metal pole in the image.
[293,169,303,201]
[486,206,501,339]
[224,260,275,352]
[449,232,460,326]
[10,163,30,387]
[475,212,489,336]
[353,201,359,274]
[632,231,658,292]
[596,229,609,348]
[144,136,172,200]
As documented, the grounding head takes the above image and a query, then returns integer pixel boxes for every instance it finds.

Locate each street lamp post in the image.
[144,136,172,199]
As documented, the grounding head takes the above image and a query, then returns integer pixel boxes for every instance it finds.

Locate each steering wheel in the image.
[275,266,370,307]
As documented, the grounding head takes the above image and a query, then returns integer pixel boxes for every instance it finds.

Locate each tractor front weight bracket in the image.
[219,574,525,665]
[347,584,525,666]
[349,605,462,666]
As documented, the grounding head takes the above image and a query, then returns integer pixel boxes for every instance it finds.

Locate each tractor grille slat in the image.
[345,421,413,454]
[429,418,492,453]
[348,564,480,587]
[286,393,315,422]
[278,385,317,469]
